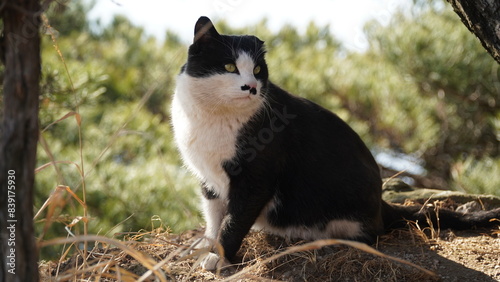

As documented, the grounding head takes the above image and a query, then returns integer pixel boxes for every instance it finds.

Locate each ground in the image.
[39,222,500,281]
[39,181,500,281]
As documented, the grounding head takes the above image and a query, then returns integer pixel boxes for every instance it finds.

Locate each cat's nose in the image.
[241,82,257,89]
[241,84,258,95]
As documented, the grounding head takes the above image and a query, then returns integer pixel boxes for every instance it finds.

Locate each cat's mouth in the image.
[235,84,259,101]
[233,95,252,101]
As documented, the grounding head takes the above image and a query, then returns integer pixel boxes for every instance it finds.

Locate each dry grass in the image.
[38,225,443,281]
[38,198,500,281]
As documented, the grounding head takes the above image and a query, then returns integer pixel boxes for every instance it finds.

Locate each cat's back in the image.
[266,83,377,160]
[261,82,381,193]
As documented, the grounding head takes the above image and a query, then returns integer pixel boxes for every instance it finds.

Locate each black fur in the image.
[181,17,500,263]
[219,83,386,259]
[186,16,268,80]
[201,182,219,200]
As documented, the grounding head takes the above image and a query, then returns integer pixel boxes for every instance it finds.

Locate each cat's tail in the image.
[381,200,500,231]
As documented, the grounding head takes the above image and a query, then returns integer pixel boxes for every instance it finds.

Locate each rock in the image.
[382,178,500,208]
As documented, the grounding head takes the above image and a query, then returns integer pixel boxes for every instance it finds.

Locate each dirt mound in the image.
[40,224,500,281]
[39,195,500,281]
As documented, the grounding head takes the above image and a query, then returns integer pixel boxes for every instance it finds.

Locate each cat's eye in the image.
[253,65,261,75]
[225,63,237,73]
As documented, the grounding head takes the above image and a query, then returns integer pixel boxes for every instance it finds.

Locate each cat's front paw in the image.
[201,252,229,271]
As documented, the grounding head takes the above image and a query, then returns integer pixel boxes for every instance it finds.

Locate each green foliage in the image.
[36,2,194,259]
[33,0,499,259]
[451,157,500,196]
[364,6,499,183]
[44,0,91,36]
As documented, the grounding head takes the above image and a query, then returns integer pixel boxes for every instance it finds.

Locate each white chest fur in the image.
[171,70,263,199]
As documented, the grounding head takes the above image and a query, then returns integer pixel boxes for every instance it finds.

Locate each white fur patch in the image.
[253,209,363,240]
[171,51,265,239]
[202,197,226,240]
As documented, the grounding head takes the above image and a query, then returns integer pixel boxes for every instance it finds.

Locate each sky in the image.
[88,0,410,51]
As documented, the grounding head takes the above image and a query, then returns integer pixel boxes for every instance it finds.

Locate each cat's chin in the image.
[231,96,263,110]
[215,93,262,109]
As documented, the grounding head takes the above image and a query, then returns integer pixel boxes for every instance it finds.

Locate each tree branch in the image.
[447,0,500,64]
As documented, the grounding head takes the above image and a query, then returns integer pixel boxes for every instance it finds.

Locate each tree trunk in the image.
[0,0,41,281]
[447,0,500,64]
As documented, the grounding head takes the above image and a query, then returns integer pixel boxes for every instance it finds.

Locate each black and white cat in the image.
[171,16,500,270]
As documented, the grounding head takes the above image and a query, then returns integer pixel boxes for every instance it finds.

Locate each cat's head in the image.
[178,17,268,112]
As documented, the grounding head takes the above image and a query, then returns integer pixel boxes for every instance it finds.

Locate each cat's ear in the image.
[194,16,220,44]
